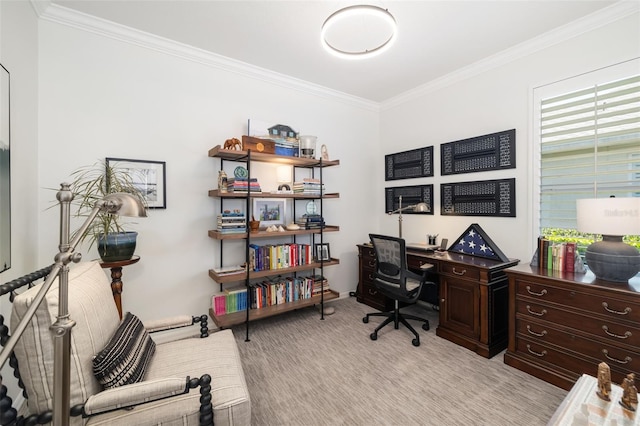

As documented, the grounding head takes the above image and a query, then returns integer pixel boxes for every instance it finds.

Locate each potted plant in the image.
[69,160,147,262]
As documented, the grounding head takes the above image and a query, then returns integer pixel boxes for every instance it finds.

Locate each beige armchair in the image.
[0,261,250,425]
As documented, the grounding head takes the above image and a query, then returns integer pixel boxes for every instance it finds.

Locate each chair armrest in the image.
[82,378,187,415]
[143,315,193,332]
[144,314,209,337]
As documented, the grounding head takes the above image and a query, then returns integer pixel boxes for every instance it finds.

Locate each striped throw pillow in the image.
[92,312,156,389]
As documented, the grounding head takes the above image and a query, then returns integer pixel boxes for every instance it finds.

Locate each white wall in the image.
[379,12,640,263]
[36,19,379,321]
[0,0,40,405]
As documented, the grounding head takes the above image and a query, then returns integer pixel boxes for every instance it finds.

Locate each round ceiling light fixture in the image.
[321,5,397,60]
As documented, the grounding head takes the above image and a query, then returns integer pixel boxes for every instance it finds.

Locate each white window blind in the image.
[539,74,640,231]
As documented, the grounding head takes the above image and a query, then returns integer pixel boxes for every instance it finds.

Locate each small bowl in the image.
[249,220,260,233]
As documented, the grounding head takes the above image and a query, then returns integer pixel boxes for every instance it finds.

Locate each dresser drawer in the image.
[516,335,638,385]
[440,263,480,280]
[515,278,640,324]
[516,301,640,349]
[516,317,640,372]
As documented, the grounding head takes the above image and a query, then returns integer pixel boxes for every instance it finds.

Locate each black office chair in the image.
[363,234,434,346]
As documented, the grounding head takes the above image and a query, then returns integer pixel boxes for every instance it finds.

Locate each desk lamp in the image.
[576,197,640,283]
[0,183,146,425]
[388,195,430,238]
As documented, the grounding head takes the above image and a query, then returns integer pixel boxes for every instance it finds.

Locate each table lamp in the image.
[576,197,640,283]
[0,183,146,425]
[387,195,430,238]
[276,165,291,192]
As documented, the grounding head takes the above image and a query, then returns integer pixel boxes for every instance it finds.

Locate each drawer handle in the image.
[526,305,547,317]
[602,349,632,365]
[367,273,374,280]
[525,286,547,297]
[602,302,632,316]
[527,325,547,337]
[368,288,378,296]
[526,344,547,357]
[452,267,466,276]
[602,325,632,340]
[368,261,376,267]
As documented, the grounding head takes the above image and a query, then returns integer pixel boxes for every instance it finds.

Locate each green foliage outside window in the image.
[541,228,640,257]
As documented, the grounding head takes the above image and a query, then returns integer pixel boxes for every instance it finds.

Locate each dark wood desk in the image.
[357,244,519,358]
[99,255,140,319]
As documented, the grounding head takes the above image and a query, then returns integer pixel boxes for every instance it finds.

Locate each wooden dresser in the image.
[357,244,519,358]
[504,264,640,390]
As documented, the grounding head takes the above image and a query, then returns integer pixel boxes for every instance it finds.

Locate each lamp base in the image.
[585,235,640,283]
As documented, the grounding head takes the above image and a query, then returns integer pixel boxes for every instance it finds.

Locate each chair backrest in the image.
[369,234,409,290]
[10,261,121,421]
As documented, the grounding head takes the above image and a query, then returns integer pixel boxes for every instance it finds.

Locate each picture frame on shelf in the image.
[106,157,167,209]
[253,198,286,227]
[315,243,331,261]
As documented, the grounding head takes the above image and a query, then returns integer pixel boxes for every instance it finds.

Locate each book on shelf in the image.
[212,265,246,275]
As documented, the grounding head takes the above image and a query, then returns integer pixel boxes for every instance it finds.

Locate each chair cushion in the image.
[93,312,156,389]
[11,261,121,424]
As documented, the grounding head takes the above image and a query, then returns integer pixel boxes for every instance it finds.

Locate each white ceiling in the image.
[49,0,621,103]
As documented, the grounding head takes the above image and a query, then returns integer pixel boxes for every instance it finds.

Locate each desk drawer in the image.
[440,263,480,281]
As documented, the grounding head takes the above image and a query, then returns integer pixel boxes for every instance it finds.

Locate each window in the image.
[534,62,640,241]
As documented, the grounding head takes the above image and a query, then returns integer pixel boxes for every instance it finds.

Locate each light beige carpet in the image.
[232,297,567,425]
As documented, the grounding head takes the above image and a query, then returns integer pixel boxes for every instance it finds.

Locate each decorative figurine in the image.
[223,138,242,150]
[321,144,329,161]
[596,362,611,401]
[620,373,638,412]
[218,170,228,193]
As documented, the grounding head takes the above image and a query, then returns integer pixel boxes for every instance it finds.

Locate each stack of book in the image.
[292,178,324,195]
[536,237,577,272]
[248,243,313,271]
[212,275,332,315]
[217,211,246,234]
[296,214,325,230]
[211,284,247,316]
[226,177,262,193]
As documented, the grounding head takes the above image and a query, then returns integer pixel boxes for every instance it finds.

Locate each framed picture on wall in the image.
[106,158,167,209]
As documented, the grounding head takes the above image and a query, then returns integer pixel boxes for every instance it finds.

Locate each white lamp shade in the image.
[576,197,640,236]
[276,166,291,183]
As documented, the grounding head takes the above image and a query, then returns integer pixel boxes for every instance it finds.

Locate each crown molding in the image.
[32,1,380,113]
[381,1,640,111]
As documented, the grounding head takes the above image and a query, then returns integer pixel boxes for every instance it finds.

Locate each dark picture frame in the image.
[106,158,167,209]
[314,243,331,262]
[0,63,10,273]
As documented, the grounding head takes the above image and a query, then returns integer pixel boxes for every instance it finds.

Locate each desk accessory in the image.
[448,223,509,262]
[387,195,430,238]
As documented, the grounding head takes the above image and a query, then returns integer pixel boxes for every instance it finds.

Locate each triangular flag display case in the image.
[447,223,509,262]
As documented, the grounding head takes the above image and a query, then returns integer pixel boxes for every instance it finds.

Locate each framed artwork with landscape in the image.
[253,198,286,227]
[106,158,166,209]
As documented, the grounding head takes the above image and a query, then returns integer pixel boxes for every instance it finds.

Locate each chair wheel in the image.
[422,323,430,331]
[363,316,369,323]
[370,332,377,341]
[412,338,420,347]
